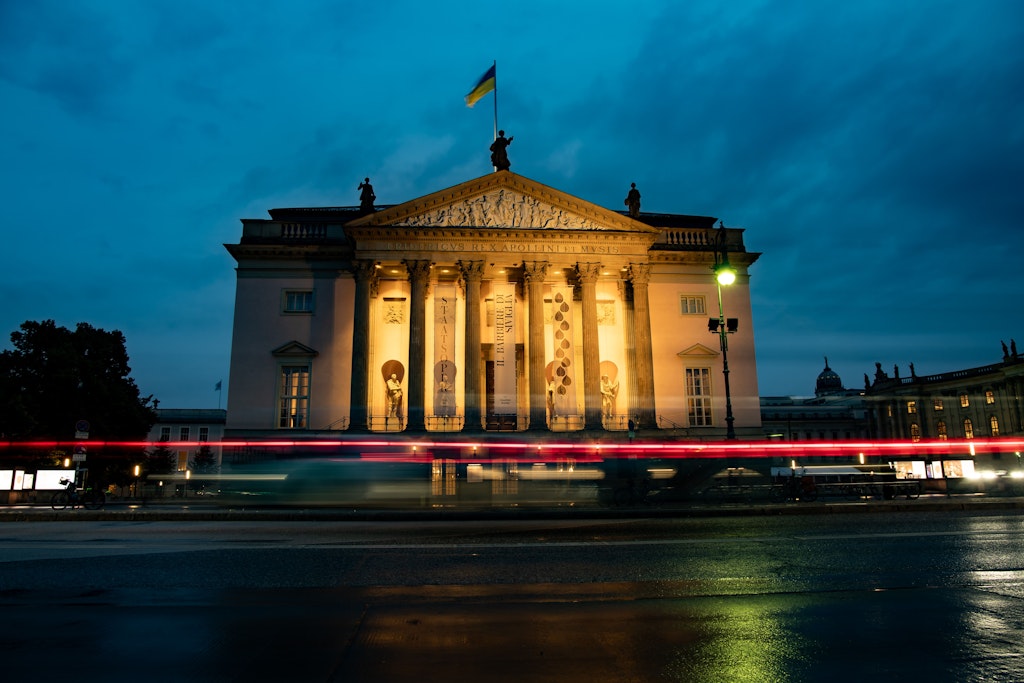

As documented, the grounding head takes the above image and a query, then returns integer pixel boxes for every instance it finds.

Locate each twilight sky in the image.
[2,0,1022,408]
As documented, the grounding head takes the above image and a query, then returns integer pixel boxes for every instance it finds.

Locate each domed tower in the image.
[815,356,844,397]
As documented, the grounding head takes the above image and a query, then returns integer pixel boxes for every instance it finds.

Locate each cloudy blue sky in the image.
[2,0,1022,408]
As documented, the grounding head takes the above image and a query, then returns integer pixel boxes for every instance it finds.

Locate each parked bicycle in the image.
[51,477,105,510]
[769,473,818,503]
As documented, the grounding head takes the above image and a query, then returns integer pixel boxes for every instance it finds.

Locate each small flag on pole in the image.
[215,380,222,392]
[465,63,496,108]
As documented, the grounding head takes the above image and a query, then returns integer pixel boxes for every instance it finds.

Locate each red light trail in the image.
[1,437,1021,463]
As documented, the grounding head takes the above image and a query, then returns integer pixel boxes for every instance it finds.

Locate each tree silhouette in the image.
[0,320,157,484]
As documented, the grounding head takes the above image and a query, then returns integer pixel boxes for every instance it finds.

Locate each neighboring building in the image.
[865,343,1024,478]
[865,345,1024,441]
[146,409,227,471]
[224,171,762,440]
[760,358,870,449]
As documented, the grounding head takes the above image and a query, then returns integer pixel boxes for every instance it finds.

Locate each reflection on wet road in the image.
[1,511,1022,682]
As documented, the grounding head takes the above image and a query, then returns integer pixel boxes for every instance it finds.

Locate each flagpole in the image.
[492,60,498,141]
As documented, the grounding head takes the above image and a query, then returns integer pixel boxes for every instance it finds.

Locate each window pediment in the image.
[678,343,719,358]
[272,341,318,358]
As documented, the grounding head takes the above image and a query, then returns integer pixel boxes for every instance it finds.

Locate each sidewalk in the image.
[3,493,1024,522]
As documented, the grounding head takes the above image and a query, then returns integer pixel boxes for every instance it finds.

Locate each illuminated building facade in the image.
[866,349,1024,442]
[223,171,762,439]
[865,347,1024,479]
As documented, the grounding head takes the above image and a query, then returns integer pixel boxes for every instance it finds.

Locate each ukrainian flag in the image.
[465,64,496,108]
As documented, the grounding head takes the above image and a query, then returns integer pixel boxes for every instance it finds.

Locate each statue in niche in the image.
[600,375,619,418]
[624,182,641,218]
[599,361,620,420]
[380,360,405,421]
[490,130,513,171]
[387,374,403,417]
[358,177,376,212]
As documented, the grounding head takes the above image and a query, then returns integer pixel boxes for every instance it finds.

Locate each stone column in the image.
[523,261,549,431]
[459,261,485,432]
[406,260,432,431]
[577,263,603,429]
[348,260,376,432]
[629,263,657,429]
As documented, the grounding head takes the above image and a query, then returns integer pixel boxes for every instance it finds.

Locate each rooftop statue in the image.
[358,177,375,212]
[490,130,513,171]
[624,182,641,217]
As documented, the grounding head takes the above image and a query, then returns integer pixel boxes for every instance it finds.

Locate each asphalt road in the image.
[1,510,1022,682]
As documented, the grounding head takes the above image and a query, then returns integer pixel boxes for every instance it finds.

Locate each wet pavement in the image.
[1,508,1023,681]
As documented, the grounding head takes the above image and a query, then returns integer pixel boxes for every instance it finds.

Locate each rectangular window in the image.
[960,393,970,408]
[933,399,944,411]
[199,427,209,442]
[907,401,917,414]
[279,365,310,429]
[990,416,1000,436]
[985,390,995,405]
[160,427,170,442]
[283,290,314,313]
[685,368,712,426]
[679,295,706,315]
[179,427,190,441]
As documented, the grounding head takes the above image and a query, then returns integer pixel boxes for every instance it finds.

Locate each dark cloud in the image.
[2,0,1022,404]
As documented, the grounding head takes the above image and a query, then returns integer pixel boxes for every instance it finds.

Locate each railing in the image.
[426,415,465,432]
[281,223,327,241]
[485,414,525,431]
[653,228,745,252]
[548,414,585,432]
[655,228,714,248]
[369,415,406,432]
[602,414,631,431]
[897,363,1006,385]
[319,417,350,431]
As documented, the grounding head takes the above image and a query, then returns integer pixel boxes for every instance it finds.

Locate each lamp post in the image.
[708,222,738,440]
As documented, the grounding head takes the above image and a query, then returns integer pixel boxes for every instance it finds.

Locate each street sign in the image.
[75,420,90,440]
[73,444,87,462]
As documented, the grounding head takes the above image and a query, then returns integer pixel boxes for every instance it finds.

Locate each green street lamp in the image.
[708,222,738,440]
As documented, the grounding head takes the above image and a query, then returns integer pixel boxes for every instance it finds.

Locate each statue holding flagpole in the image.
[490,130,513,171]
[466,61,508,171]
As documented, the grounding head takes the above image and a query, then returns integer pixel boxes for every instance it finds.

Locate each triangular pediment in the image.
[346,171,657,233]
[271,341,318,357]
[678,343,719,358]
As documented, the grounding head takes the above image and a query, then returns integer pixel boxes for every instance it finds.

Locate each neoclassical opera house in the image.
[224,170,762,440]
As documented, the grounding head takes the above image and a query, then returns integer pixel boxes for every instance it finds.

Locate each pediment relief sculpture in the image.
[395,189,608,230]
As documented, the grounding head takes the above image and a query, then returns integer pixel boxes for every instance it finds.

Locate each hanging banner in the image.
[433,283,458,417]
[550,286,576,417]
[493,282,517,415]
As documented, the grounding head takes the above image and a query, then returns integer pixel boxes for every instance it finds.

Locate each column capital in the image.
[457,259,485,281]
[352,259,378,281]
[405,259,432,281]
[628,262,651,285]
[576,262,602,283]
[523,261,549,284]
